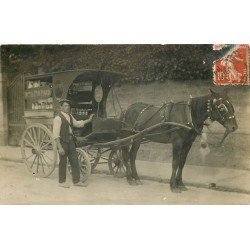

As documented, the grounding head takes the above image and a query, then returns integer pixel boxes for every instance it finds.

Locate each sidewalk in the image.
[1,145,250,194]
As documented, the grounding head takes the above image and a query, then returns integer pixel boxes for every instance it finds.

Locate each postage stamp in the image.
[213,44,249,85]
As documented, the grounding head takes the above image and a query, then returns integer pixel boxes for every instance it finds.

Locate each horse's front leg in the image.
[130,141,142,185]
[170,142,182,193]
[122,146,134,185]
[176,142,193,191]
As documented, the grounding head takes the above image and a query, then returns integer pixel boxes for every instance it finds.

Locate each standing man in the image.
[53,99,94,188]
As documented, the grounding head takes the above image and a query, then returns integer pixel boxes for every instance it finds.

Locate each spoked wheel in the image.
[83,147,101,171]
[67,148,91,182]
[108,148,126,178]
[20,124,57,178]
[83,146,109,171]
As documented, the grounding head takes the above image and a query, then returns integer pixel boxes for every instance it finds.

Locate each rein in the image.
[205,125,231,147]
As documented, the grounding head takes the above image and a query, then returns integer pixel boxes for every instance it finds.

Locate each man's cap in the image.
[58,99,72,105]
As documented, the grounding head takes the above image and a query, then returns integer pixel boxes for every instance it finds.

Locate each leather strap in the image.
[59,113,76,137]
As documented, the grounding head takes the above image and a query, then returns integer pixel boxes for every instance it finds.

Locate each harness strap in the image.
[136,103,171,131]
[186,98,202,135]
[164,101,174,122]
[186,98,194,128]
[133,102,177,131]
[133,105,152,130]
[128,99,205,135]
[59,113,76,137]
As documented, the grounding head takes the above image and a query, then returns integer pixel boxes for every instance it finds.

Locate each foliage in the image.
[1,44,214,84]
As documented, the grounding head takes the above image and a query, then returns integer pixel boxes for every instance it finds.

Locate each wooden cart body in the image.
[24,69,124,125]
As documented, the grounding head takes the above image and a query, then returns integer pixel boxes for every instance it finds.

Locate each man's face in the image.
[61,102,71,114]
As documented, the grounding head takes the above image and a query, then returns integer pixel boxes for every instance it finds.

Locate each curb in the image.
[93,169,250,196]
[1,156,250,196]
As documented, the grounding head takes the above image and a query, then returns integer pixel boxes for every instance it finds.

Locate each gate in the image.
[7,74,25,145]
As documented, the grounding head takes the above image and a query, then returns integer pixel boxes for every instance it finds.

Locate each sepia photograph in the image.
[0,44,249,204]
[1,1,250,250]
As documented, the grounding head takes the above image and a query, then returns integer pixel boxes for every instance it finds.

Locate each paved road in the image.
[0,160,250,204]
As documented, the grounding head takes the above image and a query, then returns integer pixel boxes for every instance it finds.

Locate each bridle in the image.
[204,97,235,146]
[206,97,235,125]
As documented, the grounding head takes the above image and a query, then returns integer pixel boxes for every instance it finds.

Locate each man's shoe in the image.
[73,182,88,187]
[59,182,70,188]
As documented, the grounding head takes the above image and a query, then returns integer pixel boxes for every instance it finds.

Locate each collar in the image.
[186,97,202,135]
[61,111,70,117]
[186,98,194,128]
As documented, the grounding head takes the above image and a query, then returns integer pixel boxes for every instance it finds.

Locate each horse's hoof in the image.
[171,187,182,193]
[135,180,143,185]
[128,179,137,186]
[179,185,188,191]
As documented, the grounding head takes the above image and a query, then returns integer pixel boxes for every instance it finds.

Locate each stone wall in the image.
[0,50,8,145]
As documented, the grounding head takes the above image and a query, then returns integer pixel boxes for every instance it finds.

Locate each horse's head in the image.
[208,89,238,132]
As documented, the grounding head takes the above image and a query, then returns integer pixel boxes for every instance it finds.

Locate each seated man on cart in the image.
[53,99,94,188]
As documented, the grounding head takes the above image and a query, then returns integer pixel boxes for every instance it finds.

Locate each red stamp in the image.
[213,44,249,85]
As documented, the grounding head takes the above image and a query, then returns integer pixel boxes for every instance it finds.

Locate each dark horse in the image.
[120,89,238,193]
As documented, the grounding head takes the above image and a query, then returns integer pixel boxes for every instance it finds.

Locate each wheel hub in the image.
[31,147,42,156]
[114,158,123,168]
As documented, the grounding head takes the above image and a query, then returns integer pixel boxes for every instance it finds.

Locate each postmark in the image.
[213,44,249,85]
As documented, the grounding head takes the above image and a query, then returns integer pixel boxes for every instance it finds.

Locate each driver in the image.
[53,99,94,188]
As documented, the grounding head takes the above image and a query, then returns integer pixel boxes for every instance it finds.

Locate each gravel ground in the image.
[1,160,250,205]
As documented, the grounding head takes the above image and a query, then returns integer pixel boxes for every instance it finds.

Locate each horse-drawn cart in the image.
[19,68,237,192]
[20,68,193,182]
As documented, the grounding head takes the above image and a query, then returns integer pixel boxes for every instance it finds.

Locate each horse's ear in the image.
[210,88,225,98]
[210,88,217,96]
[222,88,228,97]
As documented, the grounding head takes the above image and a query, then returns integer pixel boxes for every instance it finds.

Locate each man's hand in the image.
[58,147,65,156]
[81,114,95,126]
[89,114,95,121]
[55,138,65,155]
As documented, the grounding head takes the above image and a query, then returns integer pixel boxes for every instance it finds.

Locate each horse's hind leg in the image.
[130,141,142,185]
[176,142,193,191]
[122,146,134,185]
[170,142,182,193]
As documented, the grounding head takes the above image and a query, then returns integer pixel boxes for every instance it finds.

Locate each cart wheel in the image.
[84,147,101,170]
[67,148,91,182]
[20,124,57,178]
[108,148,126,178]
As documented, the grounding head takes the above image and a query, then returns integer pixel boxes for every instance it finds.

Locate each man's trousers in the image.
[59,137,80,184]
